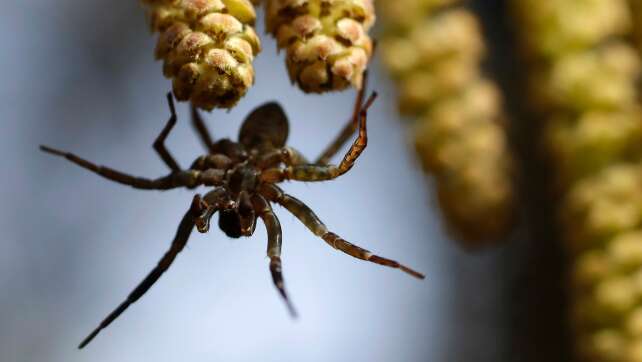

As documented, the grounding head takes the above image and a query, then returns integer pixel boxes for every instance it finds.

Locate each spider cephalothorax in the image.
[40,82,424,349]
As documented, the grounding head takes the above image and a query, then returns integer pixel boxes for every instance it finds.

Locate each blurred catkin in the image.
[265,0,375,93]
[511,0,642,360]
[379,0,515,247]
[141,0,261,110]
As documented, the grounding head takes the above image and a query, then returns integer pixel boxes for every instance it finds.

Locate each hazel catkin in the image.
[380,1,515,246]
[142,0,261,110]
[265,0,375,93]
[511,1,642,360]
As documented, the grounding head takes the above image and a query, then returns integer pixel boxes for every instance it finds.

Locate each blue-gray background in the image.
[0,1,565,362]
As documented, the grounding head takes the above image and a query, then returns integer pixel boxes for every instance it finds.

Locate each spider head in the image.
[218,192,256,238]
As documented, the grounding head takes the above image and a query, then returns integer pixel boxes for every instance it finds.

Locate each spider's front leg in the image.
[261,92,378,183]
[251,194,297,317]
[78,195,204,349]
[153,93,181,172]
[190,103,216,153]
[260,184,424,279]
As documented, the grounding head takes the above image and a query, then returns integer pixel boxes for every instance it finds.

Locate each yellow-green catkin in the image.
[379,0,515,246]
[511,0,642,360]
[141,0,261,110]
[265,0,375,93]
[564,166,642,362]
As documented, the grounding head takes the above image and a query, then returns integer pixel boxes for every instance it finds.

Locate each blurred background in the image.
[0,1,565,362]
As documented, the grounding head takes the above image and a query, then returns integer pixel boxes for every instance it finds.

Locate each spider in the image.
[40,83,424,349]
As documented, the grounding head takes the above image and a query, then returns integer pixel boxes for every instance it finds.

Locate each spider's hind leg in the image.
[261,92,377,183]
[256,147,308,169]
[315,71,369,165]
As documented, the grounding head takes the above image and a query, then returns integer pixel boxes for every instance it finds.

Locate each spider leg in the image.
[39,145,186,190]
[261,184,424,279]
[260,92,377,183]
[314,71,368,165]
[153,93,181,172]
[252,194,297,317]
[190,103,216,152]
[257,147,308,169]
[78,195,202,349]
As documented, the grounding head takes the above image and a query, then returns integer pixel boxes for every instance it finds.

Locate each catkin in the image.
[379,0,515,246]
[513,0,631,59]
[265,0,375,93]
[141,0,261,110]
[563,165,642,362]
[511,0,642,360]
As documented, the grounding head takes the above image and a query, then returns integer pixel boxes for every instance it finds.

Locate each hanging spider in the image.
[40,82,424,349]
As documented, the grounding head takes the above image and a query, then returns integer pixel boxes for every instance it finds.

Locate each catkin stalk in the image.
[265,0,375,93]
[631,0,642,54]
[142,0,261,110]
[379,0,515,246]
